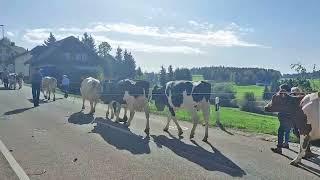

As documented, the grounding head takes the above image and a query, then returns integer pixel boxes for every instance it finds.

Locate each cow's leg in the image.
[290,135,310,166]
[122,106,128,122]
[89,101,94,114]
[126,107,135,127]
[48,91,51,100]
[93,101,97,113]
[53,90,56,101]
[163,115,171,132]
[106,103,110,118]
[202,102,210,142]
[114,102,121,123]
[190,109,199,139]
[81,98,85,110]
[144,103,150,135]
[168,107,183,136]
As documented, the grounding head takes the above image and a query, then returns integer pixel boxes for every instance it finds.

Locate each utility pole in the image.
[0,25,4,39]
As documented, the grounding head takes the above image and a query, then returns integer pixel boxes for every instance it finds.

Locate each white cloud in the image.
[23,29,51,43]
[93,35,204,54]
[54,22,265,47]
[6,31,15,37]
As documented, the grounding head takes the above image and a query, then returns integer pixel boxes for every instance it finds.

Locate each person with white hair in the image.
[61,74,70,98]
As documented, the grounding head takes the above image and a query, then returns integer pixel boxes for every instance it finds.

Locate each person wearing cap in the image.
[2,68,9,89]
[61,75,70,98]
[31,67,43,107]
[271,84,292,153]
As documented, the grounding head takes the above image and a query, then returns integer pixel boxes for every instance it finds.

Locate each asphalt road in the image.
[0,86,320,180]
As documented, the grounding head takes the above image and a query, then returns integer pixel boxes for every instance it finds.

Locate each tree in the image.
[122,50,136,79]
[159,66,167,86]
[174,68,192,81]
[167,65,174,81]
[136,67,143,79]
[43,32,56,46]
[263,85,271,100]
[98,42,112,57]
[81,32,96,53]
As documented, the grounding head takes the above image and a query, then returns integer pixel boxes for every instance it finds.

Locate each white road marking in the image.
[0,139,30,180]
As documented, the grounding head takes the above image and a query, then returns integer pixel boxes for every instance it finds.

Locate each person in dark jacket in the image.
[271,84,292,154]
[31,67,42,107]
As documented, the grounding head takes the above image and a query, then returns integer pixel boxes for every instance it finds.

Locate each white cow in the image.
[80,77,101,114]
[265,91,320,165]
[41,76,57,101]
[8,73,17,90]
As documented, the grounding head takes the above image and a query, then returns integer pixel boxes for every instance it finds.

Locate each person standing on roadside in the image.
[271,84,292,154]
[61,75,70,98]
[31,67,42,107]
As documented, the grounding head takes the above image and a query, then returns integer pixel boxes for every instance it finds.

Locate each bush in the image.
[240,92,264,114]
[211,83,238,108]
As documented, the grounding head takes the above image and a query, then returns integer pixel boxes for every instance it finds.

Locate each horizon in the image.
[1,0,320,74]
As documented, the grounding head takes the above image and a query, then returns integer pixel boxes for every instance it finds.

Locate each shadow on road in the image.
[27,98,63,105]
[279,151,320,177]
[68,111,94,125]
[217,123,234,136]
[151,133,246,177]
[91,117,151,155]
[3,107,34,115]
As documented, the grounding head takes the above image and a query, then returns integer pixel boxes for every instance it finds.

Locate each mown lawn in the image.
[149,103,279,136]
[192,75,204,81]
[233,85,265,100]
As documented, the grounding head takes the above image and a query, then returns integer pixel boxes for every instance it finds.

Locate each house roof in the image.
[0,38,27,55]
[25,36,109,65]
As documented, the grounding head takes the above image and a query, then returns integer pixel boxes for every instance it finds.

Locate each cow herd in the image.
[80,77,212,141]
[2,74,320,166]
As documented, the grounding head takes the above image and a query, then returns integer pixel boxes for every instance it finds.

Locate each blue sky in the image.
[1,0,320,73]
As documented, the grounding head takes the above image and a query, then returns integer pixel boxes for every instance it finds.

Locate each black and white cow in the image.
[101,79,151,135]
[152,81,211,142]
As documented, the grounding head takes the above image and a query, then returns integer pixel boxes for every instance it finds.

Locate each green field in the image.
[150,103,279,136]
[310,79,320,91]
[192,75,204,81]
[233,85,265,100]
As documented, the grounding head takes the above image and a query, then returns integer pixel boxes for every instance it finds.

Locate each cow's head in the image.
[264,90,302,113]
[152,85,166,111]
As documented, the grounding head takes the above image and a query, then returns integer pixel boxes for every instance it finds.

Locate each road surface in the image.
[0,86,320,180]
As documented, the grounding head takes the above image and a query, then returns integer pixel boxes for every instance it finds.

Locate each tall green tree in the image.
[174,68,192,81]
[98,42,112,57]
[159,66,167,86]
[136,67,143,80]
[122,50,136,79]
[167,65,174,81]
[43,32,56,46]
[81,32,96,53]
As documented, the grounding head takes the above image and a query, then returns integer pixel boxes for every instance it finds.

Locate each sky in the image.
[1,0,320,73]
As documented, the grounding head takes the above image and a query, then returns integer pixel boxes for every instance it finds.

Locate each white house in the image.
[14,52,32,77]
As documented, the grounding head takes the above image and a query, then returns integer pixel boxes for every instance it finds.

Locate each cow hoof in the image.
[81,106,85,110]
[202,137,208,142]
[178,131,183,136]
[189,134,194,139]
[111,115,114,119]
[144,128,150,135]
[53,98,55,101]
[123,116,128,122]
[290,161,299,166]
[163,128,169,132]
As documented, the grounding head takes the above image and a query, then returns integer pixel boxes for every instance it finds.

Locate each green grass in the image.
[150,103,279,136]
[192,75,204,81]
[233,85,265,100]
[310,79,320,91]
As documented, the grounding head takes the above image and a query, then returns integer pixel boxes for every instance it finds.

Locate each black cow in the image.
[152,81,211,142]
[101,79,151,135]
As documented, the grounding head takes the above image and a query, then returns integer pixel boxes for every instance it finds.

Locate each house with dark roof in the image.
[25,36,113,92]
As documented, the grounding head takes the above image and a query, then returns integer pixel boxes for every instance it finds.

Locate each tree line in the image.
[190,66,281,85]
